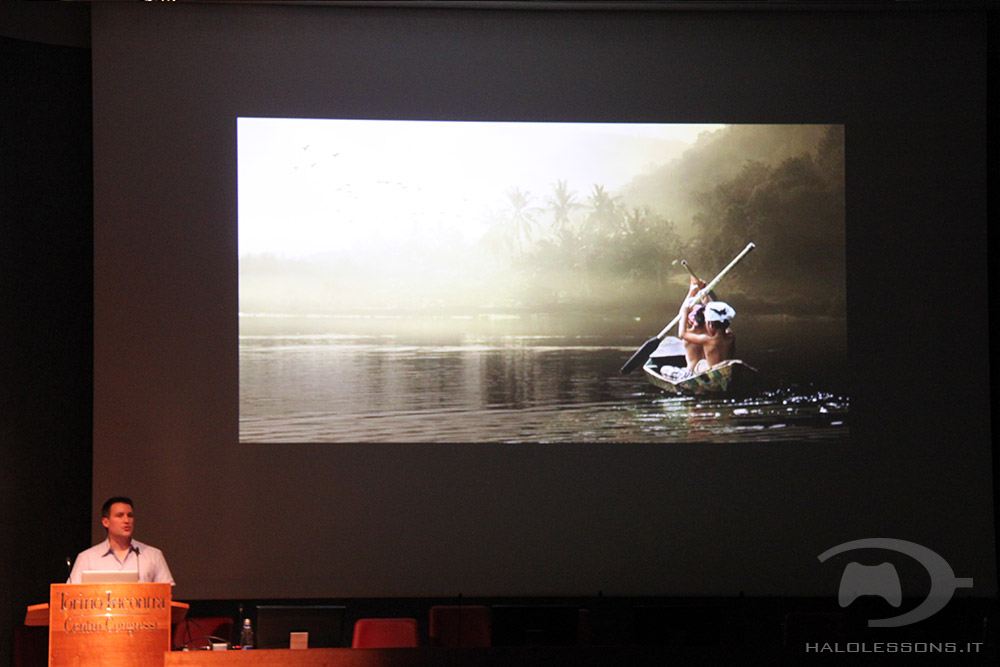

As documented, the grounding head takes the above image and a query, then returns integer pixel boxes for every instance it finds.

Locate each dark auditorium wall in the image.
[0,2,996,664]
[1,5,93,665]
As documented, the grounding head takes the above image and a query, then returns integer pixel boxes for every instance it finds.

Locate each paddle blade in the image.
[619,337,661,375]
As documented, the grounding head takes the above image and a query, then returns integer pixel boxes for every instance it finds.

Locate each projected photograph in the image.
[239,120,847,443]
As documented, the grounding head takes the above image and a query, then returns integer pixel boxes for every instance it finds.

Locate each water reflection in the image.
[240,334,848,444]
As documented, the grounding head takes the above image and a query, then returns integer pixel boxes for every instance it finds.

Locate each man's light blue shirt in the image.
[67,538,174,585]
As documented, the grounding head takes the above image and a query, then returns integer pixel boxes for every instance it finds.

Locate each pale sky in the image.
[237,118,725,258]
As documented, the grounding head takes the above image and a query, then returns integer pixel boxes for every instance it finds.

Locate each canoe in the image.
[643,358,758,395]
[641,338,758,395]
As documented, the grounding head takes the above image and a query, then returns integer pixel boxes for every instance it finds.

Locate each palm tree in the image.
[584,184,622,239]
[503,187,538,258]
[546,179,581,241]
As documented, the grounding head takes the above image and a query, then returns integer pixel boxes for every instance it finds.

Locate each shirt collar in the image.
[100,538,140,557]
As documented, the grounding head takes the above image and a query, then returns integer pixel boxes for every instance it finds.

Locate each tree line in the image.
[472,124,845,315]
[241,124,846,319]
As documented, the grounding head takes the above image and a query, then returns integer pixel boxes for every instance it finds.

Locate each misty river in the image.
[239,314,849,444]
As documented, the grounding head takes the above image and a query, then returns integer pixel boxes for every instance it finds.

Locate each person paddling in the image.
[679,298,736,369]
[678,277,711,372]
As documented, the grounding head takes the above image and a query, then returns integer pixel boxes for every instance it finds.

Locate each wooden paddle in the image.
[619,242,755,375]
[680,260,718,302]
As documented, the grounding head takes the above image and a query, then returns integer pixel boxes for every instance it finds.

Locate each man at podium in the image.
[67,496,174,585]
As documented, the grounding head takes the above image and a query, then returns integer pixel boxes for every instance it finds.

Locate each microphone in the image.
[65,556,72,579]
[132,545,141,581]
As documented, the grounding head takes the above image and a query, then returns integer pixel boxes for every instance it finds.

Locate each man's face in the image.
[102,502,134,541]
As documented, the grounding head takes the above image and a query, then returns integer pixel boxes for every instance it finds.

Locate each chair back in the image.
[429,605,491,647]
[351,617,419,648]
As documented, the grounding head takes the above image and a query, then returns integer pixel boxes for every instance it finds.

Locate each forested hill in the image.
[620,124,845,317]
[620,124,836,239]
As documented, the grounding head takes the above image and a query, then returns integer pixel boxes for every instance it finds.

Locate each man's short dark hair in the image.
[101,496,134,518]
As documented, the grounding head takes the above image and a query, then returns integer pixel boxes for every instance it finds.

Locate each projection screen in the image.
[91,2,992,602]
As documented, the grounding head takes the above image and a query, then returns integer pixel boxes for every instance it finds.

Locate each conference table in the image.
[163,646,713,667]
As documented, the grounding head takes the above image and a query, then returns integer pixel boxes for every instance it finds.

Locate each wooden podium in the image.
[25,583,187,667]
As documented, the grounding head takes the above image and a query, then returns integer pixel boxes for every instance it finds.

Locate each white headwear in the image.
[704,301,735,324]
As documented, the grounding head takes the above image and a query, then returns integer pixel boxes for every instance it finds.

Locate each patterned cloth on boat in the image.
[659,365,694,381]
[659,359,710,382]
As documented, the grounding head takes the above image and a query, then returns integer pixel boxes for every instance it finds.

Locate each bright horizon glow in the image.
[237,119,725,258]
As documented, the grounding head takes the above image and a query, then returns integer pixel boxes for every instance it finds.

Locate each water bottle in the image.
[240,618,253,649]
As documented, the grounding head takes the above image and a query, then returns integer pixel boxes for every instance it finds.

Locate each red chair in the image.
[351,617,419,648]
[429,605,491,647]
[172,617,235,650]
